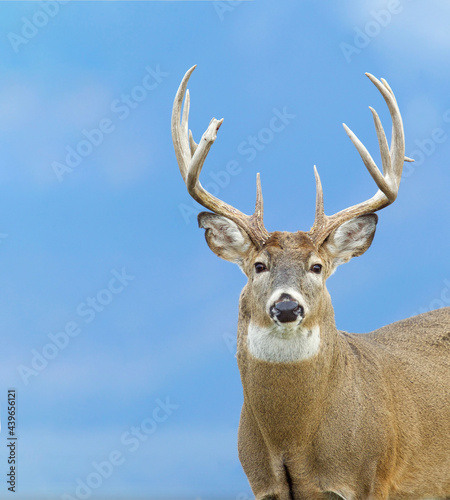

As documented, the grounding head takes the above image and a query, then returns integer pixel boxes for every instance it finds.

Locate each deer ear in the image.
[322,214,378,271]
[198,212,254,266]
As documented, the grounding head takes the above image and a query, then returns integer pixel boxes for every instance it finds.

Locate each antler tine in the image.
[172,67,269,246]
[369,106,390,176]
[255,173,264,219]
[342,121,394,199]
[181,89,190,155]
[313,166,325,228]
[380,77,415,166]
[189,130,198,155]
[186,116,226,206]
[172,65,196,182]
[366,73,405,186]
[309,74,409,246]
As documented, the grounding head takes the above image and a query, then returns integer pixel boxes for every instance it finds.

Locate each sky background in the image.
[0,1,449,499]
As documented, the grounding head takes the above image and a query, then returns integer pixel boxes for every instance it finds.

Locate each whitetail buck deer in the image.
[172,66,450,500]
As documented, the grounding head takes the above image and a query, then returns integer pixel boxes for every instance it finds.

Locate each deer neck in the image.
[237,287,342,429]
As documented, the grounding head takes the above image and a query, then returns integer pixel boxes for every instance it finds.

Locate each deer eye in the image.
[254,262,267,274]
[310,263,322,274]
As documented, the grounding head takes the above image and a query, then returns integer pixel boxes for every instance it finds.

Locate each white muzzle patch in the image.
[247,322,320,363]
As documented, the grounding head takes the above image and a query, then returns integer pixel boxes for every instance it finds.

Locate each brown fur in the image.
[173,66,448,499]
[233,231,450,500]
[200,216,450,500]
[195,208,450,499]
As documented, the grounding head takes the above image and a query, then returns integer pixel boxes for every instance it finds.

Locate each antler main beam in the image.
[309,73,413,246]
[172,66,269,246]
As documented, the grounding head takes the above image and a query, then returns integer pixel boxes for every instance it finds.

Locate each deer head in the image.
[171,69,450,500]
[172,66,412,362]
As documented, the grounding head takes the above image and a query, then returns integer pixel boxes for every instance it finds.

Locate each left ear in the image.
[197,212,255,267]
[321,214,378,272]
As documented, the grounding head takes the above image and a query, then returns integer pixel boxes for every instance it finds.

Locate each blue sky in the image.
[0,1,449,498]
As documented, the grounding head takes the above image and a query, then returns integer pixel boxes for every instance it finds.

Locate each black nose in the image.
[270,297,304,323]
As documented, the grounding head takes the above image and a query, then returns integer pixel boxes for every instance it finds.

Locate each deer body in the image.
[172,67,450,499]
[237,261,450,499]
[233,232,450,499]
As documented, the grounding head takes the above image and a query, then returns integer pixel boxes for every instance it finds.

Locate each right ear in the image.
[321,213,378,274]
[198,212,254,267]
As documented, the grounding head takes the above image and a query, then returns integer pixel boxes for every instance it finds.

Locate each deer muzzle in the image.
[270,294,304,324]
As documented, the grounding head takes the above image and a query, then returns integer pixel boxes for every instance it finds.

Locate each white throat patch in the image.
[247,322,321,363]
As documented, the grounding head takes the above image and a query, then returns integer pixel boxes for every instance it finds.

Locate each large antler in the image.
[172,66,269,246]
[308,73,413,246]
